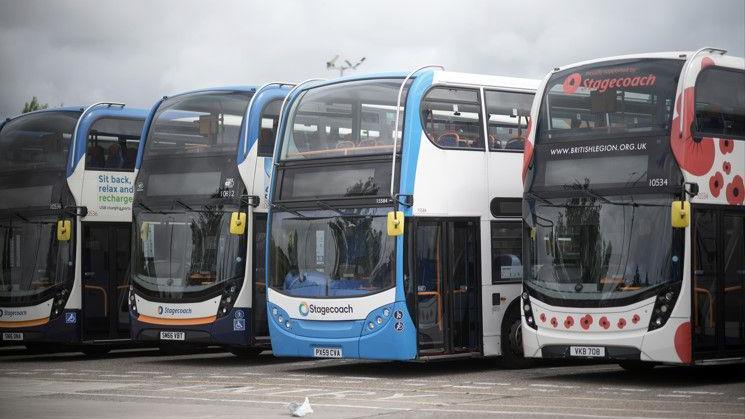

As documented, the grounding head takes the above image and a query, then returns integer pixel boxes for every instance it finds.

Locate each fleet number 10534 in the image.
[649,178,669,187]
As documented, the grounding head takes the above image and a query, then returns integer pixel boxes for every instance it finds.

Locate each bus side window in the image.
[258,99,283,157]
[694,67,745,139]
[420,87,484,151]
[86,117,143,171]
[484,90,534,152]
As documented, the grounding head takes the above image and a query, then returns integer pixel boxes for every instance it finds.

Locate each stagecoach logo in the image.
[562,69,657,95]
[0,308,28,318]
[298,302,353,317]
[157,305,192,316]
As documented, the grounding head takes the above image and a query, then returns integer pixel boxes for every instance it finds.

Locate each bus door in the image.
[411,219,481,355]
[252,214,269,340]
[692,208,745,359]
[81,223,131,340]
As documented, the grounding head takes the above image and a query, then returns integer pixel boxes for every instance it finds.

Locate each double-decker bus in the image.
[0,104,147,355]
[129,84,291,356]
[522,49,745,368]
[266,69,538,363]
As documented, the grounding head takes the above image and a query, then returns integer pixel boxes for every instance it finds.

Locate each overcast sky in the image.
[1,0,743,119]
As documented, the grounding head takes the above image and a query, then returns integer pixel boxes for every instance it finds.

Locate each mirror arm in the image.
[63,206,87,218]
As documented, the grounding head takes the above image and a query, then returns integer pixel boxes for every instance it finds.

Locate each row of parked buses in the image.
[1,49,743,368]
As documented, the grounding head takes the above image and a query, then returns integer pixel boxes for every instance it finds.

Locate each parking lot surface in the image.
[1,346,744,418]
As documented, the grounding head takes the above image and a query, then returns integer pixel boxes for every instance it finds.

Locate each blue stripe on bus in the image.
[237,85,292,164]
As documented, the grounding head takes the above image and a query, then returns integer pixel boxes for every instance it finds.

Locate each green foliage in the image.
[22,97,48,114]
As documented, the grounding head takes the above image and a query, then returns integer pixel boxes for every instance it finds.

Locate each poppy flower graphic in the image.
[539,313,546,323]
[550,317,558,328]
[617,318,627,329]
[580,314,593,330]
[632,314,641,324]
[563,72,582,94]
[723,161,731,175]
[726,176,744,205]
[710,172,724,197]
[564,316,575,329]
[701,57,715,69]
[670,88,715,176]
[599,316,610,330]
[720,138,734,154]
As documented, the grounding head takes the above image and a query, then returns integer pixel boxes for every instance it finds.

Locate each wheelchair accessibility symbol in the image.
[233,318,246,331]
[394,322,404,332]
[65,312,77,324]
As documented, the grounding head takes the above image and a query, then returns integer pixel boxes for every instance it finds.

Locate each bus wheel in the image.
[81,346,111,357]
[618,360,656,372]
[228,347,263,358]
[497,307,533,369]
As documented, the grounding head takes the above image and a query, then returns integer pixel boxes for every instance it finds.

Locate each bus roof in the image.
[548,50,742,73]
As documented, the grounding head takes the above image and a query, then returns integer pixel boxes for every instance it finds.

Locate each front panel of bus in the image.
[129,91,260,348]
[0,111,81,344]
[522,58,692,363]
[267,78,417,360]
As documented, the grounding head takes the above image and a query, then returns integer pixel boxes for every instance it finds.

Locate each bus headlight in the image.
[50,288,70,320]
[522,290,537,330]
[648,282,681,331]
[217,280,242,318]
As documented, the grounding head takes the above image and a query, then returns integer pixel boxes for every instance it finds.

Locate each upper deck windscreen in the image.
[281,79,408,160]
[537,58,684,143]
[144,91,252,158]
[0,111,80,173]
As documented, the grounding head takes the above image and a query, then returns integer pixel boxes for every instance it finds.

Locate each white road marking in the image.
[658,394,691,398]
[99,374,136,378]
[472,382,510,386]
[672,390,724,395]
[531,383,579,389]
[129,371,163,374]
[600,386,648,392]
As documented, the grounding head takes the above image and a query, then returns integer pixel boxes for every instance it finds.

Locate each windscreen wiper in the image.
[315,201,344,216]
[175,200,193,211]
[137,202,153,212]
[13,212,29,222]
[271,203,308,219]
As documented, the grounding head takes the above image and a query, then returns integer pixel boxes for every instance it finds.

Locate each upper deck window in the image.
[695,67,745,139]
[85,117,144,171]
[281,79,408,160]
[537,59,684,143]
[0,111,79,173]
[258,99,282,157]
[421,87,484,150]
[144,92,251,158]
[485,90,533,152]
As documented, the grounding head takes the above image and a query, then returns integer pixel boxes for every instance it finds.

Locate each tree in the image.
[22,97,48,113]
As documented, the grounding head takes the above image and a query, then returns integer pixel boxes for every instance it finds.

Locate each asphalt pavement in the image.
[0,346,743,418]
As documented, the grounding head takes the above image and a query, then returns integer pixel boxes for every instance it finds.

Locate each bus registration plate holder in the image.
[160,331,185,341]
[570,346,605,358]
[2,332,23,341]
[313,347,342,358]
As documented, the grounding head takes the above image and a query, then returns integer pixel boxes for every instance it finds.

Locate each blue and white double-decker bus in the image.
[0,104,147,355]
[266,69,538,363]
[129,84,291,356]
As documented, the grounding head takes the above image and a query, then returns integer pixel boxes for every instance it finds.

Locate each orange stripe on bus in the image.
[136,314,216,326]
[0,318,50,328]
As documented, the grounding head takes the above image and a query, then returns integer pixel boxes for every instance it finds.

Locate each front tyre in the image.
[497,306,533,369]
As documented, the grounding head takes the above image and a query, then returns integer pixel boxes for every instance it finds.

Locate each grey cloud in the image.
[1,0,743,118]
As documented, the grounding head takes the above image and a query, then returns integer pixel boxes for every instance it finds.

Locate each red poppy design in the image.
[726,176,744,205]
[563,72,582,94]
[723,161,731,175]
[701,57,715,69]
[521,121,534,181]
[720,138,734,154]
[539,313,546,323]
[564,316,575,329]
[599,316,610,330]
[580,314,593,330]
[710,172,724,197]
[670,88,715,176]
[632,314,640,324]
[550,317,558,328]
[617,318,627,329]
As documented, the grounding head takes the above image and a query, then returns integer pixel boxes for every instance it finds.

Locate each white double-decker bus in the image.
[522,49,744,368]
[267,69,538,363]
[0,104,146,355]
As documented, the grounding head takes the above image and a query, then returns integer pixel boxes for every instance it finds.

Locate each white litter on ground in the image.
[288,397,313,417]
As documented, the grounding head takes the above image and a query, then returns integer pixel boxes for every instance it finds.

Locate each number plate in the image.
[570,346,605,358]
[313,347,342,358]
[160,331,185,341]
[2,332,23,341]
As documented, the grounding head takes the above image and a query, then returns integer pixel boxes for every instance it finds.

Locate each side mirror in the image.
[57,220,72,241]
[671,200,691,228]
[230,211,247,235]
[387,211,404,237]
